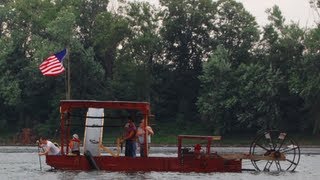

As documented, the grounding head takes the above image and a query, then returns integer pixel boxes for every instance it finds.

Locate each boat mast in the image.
[65,47,71,100]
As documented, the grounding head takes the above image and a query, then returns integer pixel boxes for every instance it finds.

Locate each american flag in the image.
[39,49,67,76]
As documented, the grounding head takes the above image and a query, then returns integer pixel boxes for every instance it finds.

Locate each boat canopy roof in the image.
[60,100,151,114]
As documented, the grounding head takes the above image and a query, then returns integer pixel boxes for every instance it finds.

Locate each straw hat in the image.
[73,134,79,139]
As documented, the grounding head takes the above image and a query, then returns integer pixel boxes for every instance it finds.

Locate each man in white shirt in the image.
[136,119,154,157]
[38,137,61,156]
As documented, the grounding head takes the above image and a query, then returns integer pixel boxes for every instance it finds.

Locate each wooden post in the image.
[65,48,71,100]
[144,114,148,157]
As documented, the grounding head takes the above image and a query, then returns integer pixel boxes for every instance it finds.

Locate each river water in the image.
[0,146,319,180]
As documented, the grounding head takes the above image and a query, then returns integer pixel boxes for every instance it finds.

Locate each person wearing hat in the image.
[69,134,81,155]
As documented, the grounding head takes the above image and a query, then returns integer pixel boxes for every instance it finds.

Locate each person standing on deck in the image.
[136,119,154,157]
[121,117,137,157]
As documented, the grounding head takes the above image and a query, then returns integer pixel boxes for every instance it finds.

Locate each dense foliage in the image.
[0,0,320,137]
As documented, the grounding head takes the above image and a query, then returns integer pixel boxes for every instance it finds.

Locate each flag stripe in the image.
[40,60,62,71]
[39,49,66,76]
[42,66,64,75]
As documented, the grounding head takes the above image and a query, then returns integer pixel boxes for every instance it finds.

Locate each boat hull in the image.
[46,154,242,172]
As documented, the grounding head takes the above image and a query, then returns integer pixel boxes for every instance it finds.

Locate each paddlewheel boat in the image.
[45,100,301,172]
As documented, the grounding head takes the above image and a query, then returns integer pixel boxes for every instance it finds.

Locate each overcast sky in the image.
[236,0,319,27]
[122,0,319,28]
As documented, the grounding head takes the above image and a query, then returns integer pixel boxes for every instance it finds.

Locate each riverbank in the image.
[1,129,319,147]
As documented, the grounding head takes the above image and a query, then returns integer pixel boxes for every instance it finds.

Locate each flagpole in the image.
[64,64,68,100]
[66,48,71,100]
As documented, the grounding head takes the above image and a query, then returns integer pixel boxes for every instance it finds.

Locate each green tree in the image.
[254,6,306,132]
[159,0,217,123]
[113,2,162,103]
[291,27,320,134]
[92,12,130,80]
[197,5,307,134]
[214,0,259,66]
[0,0,88,135]
[197,46,237,134]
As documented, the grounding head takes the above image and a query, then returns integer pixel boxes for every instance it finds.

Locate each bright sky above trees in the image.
[124,0,319,27]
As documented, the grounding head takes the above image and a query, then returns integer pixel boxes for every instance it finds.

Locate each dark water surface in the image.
[0,146,319,180]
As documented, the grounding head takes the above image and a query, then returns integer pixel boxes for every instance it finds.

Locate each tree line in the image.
[0,0,320,137]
